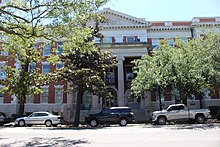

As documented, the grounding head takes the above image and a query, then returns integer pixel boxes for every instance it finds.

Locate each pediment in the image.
[99,8,149,28]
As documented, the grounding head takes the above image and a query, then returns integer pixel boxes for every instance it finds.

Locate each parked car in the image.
[85,107,135,127]
[208,106,220,120]
[0,114,5,126]
[15,112,62,127]
[150,104,211,125]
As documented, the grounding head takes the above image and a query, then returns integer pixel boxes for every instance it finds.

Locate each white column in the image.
[92,95,99,110]
[117,56,125,106]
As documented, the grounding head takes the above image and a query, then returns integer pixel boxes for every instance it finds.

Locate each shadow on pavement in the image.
[1,137,89,147]
[143,123,220,130]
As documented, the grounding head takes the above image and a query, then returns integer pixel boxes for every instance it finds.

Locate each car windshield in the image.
[101,109,111,115]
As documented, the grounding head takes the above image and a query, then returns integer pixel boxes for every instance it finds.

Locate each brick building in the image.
[0,8,220,122]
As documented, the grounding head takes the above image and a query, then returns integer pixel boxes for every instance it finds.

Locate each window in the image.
[42,62,50,74]
[41,86,49,103]
[1,50,8,56]
[152,38,159,48]
[28,62,36,72]
[127,37,135,42]
[171,86,181,103]
[125,89,135,103]
[55,85,63,103]
[26,95,34,103]
[43,44,51,56]
[32,44,39,50]
[126,66,135,81]
[156,88,165,102]
[105,67,115,85]
[101,109,111,115]
[0,88,4,103]
[103,37,113,43]
[203,88,211,99]
[126,36,139,43]
[181,37,188,42]
[81,91,92,110]
[0,62,6,80]
[56,62,63,69]
[57,42,63,56]
[0,43,8,56]
[94,37,101,43]
[167,38,174,46]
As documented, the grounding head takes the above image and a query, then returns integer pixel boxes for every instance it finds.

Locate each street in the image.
[0,123,220,147]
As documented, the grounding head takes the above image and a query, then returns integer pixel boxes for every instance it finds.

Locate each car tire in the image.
[196,114,205,124]
[90,119,98,127]
[119,118,128,126]
[157,116,167,125]
[45,120,52,127]
[18,120,25,127]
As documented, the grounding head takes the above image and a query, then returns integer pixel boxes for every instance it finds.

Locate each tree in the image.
[0,0,108,116]
[132,34,220,107]
[56,19,115,126]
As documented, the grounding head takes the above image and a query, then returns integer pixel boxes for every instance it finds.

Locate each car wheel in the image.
[196,115,205,124]
[157,116,167,125]
[90,119,98,127]
[119,118,128,126]
[18,120,25,127]
[45,120,52,127]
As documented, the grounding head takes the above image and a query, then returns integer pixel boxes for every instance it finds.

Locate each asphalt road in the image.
[0,123,220,147]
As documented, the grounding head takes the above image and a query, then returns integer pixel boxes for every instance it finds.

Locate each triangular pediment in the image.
[99,8,149,28]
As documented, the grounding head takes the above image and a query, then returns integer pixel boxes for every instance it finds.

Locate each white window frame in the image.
[105,67,115,84]
[54,85,64,103]
[26,95,34,103]
[82,91,92,109]
[103,37,113,43]
[0,85,4,103]
[56,62,63,70]
[43,43,51,56]
[125,66,135,81]
[152,38,159,47]
[166,38,174,46]
[94,37,101,43]
[42,62,50,74]
[0,43,8,56]
[28,62,36,72]
[40,86,49,103]
[57,42,63,56]
[126,36,136,43]
[203,88,211,99]
[0,61,6,80]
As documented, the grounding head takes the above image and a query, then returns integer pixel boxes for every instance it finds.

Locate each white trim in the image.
[40,85,49,89]
[54,85,64,89]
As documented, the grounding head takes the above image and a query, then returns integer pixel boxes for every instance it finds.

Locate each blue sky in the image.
[101,0,220,21]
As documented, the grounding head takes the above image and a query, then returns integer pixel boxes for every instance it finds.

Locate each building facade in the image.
[0,8,220,122]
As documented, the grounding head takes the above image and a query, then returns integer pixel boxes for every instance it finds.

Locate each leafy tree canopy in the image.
[132,33,220,102]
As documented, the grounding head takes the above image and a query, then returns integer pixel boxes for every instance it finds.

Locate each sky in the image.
[100,0,220,21]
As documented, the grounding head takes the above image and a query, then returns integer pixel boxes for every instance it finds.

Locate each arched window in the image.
[125,89,135,103]
[103,88,117,108]
[171,86,181,103]
[81,91,92,110]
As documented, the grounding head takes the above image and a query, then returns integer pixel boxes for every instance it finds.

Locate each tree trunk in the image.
[18,102,25,116]
[198,92,203,109]
[158,86,162,110]
[180,86,187,106]
[73,88,83,127]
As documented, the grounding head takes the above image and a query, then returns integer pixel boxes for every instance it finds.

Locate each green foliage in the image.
[0,0,109,116]
[132,34,220,99]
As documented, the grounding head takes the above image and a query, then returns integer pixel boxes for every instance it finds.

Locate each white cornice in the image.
[100,8,149,28]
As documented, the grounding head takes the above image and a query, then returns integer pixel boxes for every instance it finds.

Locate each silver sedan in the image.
[15,112,62,127]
